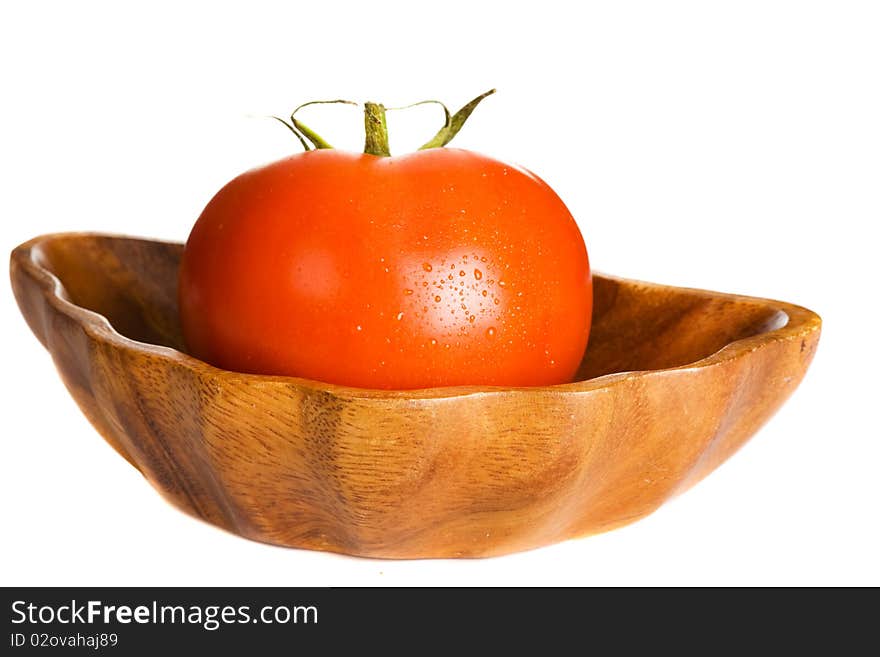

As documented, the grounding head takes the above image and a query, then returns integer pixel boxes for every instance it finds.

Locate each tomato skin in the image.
[179,148,591,389]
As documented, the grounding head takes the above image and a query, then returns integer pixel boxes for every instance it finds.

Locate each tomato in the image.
[178,99,591,389]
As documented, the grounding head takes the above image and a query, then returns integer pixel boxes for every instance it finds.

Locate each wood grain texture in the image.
[10,233,821,558]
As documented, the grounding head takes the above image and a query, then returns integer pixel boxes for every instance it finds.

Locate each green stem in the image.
[275,90,495,156]
[363,102,391,156]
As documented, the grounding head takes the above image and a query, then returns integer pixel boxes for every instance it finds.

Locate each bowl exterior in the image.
[10,235,821,558]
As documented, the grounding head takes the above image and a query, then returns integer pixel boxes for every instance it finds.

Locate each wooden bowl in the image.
[10,233,820,558]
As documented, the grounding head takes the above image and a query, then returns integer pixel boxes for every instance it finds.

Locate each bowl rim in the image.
[12,232,822,401]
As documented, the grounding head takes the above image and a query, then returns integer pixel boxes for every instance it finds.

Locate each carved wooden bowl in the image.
[10,233,820,558]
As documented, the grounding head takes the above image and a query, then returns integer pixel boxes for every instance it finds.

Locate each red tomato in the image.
[178,147,591,389]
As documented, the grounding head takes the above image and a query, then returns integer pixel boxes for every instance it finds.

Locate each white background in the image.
[2,1,878,586]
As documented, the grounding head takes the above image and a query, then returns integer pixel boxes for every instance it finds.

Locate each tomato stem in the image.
[364,102,391,157]
[276,91,495,156]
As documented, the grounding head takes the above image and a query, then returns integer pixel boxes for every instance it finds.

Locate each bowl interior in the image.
[32,234,787,382]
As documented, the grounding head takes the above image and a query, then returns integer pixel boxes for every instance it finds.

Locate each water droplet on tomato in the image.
[396,312,404,321]
[494,298,500,305]
[422,263,432,272]
[481,290,488,297]
[486,327,496,338]
[498,280,507,287]
[356,325,362,331]
[459,270,466,277]
[474,269,482,280]
[468,315,475,323]
[430,338,437,346]
[403,288,413,295]
[434,295,441,302]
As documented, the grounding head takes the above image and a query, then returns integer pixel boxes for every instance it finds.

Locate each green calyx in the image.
[270,90,496,157]
[416,89,496,150]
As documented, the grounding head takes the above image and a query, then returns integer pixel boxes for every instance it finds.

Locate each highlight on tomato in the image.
[178,91,592,389]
